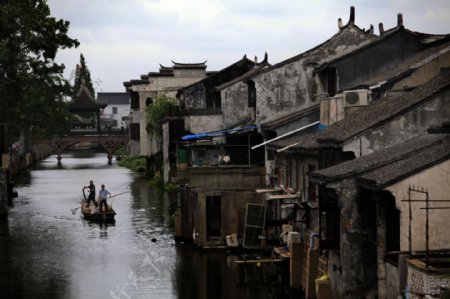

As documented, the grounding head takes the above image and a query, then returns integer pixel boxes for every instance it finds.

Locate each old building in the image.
[97,92,130,130]
[268,66,450,298]
[123,61,208,158]
[252,6,376,127]
[69,82,106,133]
[174,55,272,247]
[310,129,450,298]
[246,10,450,297]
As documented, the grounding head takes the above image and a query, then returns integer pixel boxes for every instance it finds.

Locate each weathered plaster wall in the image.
[137,91,157,156]
[221,82,254,128]
[337,181,378,298]
[190,167,264,248]
[185,114,222,134]
[386,159,450,252]
[128,140,140,156]
[173,68,206,78]
[194,190,262,248]
[148,76,202,92]
[128,73,205,157]
[183,83,207,109]
[385,262,400,299]
[190,167,263,189]
[253,26,372,125]
[254,60,313,124]
[344,89,450,157]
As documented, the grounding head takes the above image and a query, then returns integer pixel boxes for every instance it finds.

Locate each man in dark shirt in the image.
[84,180,96,207]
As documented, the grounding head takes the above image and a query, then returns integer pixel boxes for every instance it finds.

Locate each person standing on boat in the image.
[98,184,112,213]
[84,180,96,207]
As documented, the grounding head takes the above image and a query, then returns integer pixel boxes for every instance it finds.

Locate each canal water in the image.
[0,152,297,299]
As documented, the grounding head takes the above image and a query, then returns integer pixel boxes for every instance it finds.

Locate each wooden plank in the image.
[256,188,281,193]
[267,194,298,200]
[274,246,291,258]
[236,258,283,264]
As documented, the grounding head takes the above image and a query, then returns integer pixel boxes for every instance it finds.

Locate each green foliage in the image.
[113,144,125,156]
[118,155,146,172]
[144,94,176,139]
[148,176,163,186]
[0,0,79,138]
[73,53,95,96]
[163,183,178,193]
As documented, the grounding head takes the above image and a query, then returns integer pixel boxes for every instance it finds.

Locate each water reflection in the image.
[0,151,296,299]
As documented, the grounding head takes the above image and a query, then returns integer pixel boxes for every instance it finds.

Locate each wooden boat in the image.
[80,187,116,222]
[80,203,116,222]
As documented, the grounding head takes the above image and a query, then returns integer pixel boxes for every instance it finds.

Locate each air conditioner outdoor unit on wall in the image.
[343,89,369,107]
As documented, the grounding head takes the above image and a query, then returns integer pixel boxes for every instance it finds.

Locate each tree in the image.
[0,0,79,137]
[73,53,95,97]
[145,94,176,140]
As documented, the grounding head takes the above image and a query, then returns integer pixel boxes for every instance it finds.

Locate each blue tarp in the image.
[181,125,256,141]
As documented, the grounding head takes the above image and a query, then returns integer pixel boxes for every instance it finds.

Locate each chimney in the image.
[369,24,374,34]
[349,6,355,23]
[379,23,385,34]
[397,13,403,27]
[254,56,258,63]
[338,18,344,30]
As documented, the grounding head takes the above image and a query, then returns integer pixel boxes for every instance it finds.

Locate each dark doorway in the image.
[326,67,337,97]
[206,196,221,238]
[385,191,400,264]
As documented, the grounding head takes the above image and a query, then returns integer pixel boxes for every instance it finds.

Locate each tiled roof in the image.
[261,104,320,131]
[309,133,450,190]
[316,69,450,145]
[172,61,207,69]
[69,85,106,112]
[352,39,450,90]
[266,128,320,153]
[273,69,450,153]
[178,55,256,92]
[214,60,270,91]
[255,22,374,77]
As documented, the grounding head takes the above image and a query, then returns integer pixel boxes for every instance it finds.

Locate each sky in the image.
[47,0,450,93]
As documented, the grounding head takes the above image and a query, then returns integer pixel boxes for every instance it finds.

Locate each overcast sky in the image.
[47,0,450,93]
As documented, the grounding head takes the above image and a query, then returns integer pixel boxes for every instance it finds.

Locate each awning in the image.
[251,121,320,150]
[181,124,256,141]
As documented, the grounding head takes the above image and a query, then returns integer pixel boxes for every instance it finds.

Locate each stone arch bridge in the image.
[35,134,128,164]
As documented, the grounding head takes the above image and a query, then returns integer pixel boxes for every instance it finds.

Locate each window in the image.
[307,164,318,203]
[326,67,337,97]
[247,80,256,107]
[112,107,118,114]
[130,91,140,109]
[130,123,140,140]
[206,91,221,108]
[319,189,340,249]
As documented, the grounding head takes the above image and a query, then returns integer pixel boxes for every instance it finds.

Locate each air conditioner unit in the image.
[343,89,369,107]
